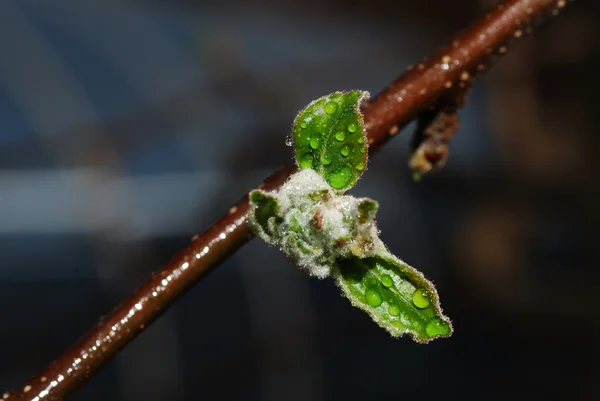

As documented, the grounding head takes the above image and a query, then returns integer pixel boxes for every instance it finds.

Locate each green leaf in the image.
[292,90,370,192]
[248,190,281,244]
[333,252,453,342]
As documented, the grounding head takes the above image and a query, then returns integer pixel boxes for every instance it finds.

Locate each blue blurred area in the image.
[1,1,599,400]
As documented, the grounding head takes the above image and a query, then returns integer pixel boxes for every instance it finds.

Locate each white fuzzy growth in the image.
[257,169,380,279]
[277,169,330,211]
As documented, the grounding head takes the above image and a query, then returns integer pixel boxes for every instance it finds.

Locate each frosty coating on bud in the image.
[248,169,381,279]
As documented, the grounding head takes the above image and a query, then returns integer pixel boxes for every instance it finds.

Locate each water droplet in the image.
[329,166,352,189]
[300,122,308,129]
[388,304,400,316]
[355,162,365,171]
[285,135,294,147]
[323,154,331,165]
[426,317,450,337]
[347,123,358,133]
[299,153,312,169]
[360,147,366,154]
[324,101,338,115]
[365,288,383,307]
[309,137,320,149]
[340,146,350,157]
[412,288,430,309]
[357,137,364,144]
[335,132,346,141]
[381,274,393,287]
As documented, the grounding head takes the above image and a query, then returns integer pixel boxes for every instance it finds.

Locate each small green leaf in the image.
[292,90,370,192]
[333,252,452,343]
[248,190,281,244]
[357,199,378,224]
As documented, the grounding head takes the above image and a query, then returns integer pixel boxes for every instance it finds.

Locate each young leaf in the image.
[248,190,281,245]
[292,90,370,192]
[333,252,453,343]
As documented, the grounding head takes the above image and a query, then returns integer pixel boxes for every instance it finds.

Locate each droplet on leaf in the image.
[299,153,313,169]
[329,166,352,189]
[324,101,338,115]
[412,288,430,309]
[365,288,383,307]
[388,304,400,316]
[381,274,393,287]
[426,317,451,337]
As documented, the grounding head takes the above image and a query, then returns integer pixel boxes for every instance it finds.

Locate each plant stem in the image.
[8,1,572,399]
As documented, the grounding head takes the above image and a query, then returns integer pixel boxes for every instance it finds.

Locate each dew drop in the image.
[347,122,358,133]
[340,146,350,157]
[365,288,383,307]
[324,101,338,115]
[285,135,294,147]
[335,131,346,141]
[355,162,365,171]
[360,147,366,154]
[388,304,400,316]
[323,154,331,165]
[412,288,430,309]
[357,136,364,144]
[426,317,450,337]
[309,137,320,149]
[381,274,393,287]
[300,122,308,129]
[299,153,312,169]
[329,166,352,189]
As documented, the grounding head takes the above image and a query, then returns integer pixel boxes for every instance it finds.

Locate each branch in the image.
[8,0,572,399]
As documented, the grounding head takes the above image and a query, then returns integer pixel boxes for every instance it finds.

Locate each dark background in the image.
[1,0,599,400]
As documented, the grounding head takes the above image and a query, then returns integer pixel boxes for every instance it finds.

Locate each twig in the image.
[8,1,572,399]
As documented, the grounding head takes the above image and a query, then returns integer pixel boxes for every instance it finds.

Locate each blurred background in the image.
[1,0,599,400]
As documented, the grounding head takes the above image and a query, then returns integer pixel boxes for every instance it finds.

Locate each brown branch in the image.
[8,1,573,400]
